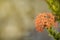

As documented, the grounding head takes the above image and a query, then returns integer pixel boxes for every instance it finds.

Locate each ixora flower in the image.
[35,12,58,32]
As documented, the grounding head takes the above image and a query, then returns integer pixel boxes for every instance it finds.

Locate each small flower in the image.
[35,12,57,32]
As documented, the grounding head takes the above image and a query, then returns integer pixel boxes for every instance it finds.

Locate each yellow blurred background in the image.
[0,0,51,40]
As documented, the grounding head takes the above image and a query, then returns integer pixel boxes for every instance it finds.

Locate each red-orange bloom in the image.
[35,12,58,32]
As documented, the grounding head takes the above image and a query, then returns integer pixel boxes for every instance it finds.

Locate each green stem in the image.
[47,27,60,40]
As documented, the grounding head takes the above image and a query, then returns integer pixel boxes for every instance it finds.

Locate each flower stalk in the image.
[47,27,60,40]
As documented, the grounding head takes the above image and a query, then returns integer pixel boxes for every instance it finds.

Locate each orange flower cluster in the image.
[35,12,57,32]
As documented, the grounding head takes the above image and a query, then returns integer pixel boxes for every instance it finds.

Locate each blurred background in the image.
[0,0,53,40]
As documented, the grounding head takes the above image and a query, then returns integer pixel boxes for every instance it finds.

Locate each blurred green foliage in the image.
[47,27,60,40]
[46,0,60,22]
